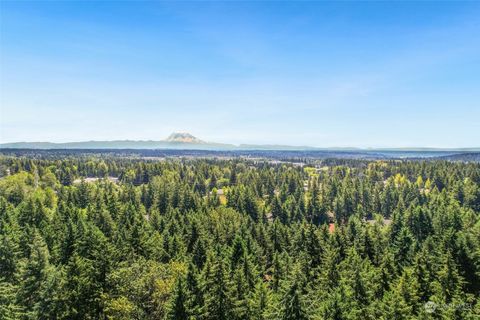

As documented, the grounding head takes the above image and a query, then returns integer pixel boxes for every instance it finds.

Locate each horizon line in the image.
[0,139,479,151]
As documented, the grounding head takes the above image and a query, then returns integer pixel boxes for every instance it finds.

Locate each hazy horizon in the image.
[1,131,479,150]
[1,2,479,148]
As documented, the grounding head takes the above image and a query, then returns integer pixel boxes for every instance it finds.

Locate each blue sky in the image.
[1,1,479,148]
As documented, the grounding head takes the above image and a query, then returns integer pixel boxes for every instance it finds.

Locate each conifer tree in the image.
[203,249,232,320]
[279,279,308,320]
[16,230,51,319]
[167,277,189,320]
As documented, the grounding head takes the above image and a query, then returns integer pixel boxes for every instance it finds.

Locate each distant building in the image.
[209,188,224,195]
[328,223,335,234]
[73,176,118,184]
[326,211,335,222]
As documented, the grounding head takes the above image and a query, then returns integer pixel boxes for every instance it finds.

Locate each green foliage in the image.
[167,277,188,320]
[0,155,479,319]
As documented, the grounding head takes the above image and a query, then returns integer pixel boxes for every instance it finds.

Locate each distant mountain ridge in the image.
[0,132,234,150]
[1,132,479,152]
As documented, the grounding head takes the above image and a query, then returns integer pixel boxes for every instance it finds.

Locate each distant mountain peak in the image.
[165,132,205,143]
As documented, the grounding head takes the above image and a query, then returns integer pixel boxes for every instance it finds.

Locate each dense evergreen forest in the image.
[0,155,479,319]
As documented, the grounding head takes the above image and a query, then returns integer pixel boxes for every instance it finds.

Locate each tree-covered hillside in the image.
[0,156,479,319]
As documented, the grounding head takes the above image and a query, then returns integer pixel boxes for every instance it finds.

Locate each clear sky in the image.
[1,1,479,148]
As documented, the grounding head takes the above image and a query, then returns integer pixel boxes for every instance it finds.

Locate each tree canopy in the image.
[0,155,479,319]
